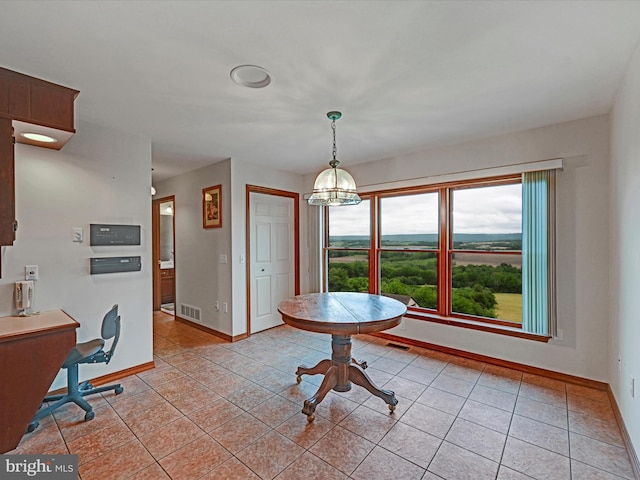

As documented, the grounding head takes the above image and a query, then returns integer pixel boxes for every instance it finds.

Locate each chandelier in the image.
[308,111,361,206]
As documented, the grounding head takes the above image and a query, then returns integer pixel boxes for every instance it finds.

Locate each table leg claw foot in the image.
[302,400,317,420]
[300,365,338,421]
[351,358,368,369]
[349,364,398,411]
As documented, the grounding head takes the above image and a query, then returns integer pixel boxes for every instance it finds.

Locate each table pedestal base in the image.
[295,334,398,422]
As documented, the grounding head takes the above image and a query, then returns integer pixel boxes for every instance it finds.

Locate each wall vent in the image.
[180,303,201,322]
[386,343,410,351]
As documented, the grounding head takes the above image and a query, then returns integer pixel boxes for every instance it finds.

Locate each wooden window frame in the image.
[324,173,550,342]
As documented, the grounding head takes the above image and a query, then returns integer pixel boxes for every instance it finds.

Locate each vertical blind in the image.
[522,170,557,336]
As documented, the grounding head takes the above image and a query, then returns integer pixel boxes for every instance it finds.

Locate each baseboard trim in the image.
[46,361,155,396]
[175,315,247,342]
[608,386,640,480]
[232,332,249,342]
[91,361,155,387]
[373,332,608,391]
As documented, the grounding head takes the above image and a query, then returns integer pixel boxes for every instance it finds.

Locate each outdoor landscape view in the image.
[327,184,523,323]
[328,234,522,323]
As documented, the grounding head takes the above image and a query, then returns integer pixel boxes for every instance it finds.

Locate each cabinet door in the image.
[0,75,9,114]
[30,83,75,131]
[0,67,77,131]
[0,69,25,116]
[161,270,175,304]
[7,76,30,120]
[0,117,15,246]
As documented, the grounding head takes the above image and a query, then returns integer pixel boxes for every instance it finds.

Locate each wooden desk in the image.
[278,292,406,422]
[0,310,79,453]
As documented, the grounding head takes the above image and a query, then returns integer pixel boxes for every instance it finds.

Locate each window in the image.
[324,173,554,339]
[327,199,370,292]
[379,192,439,310]
[451,183,522,325]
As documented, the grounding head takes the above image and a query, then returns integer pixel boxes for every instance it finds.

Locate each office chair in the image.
[28,305,124,432]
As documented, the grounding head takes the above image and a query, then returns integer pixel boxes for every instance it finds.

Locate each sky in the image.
[328,183,522,236]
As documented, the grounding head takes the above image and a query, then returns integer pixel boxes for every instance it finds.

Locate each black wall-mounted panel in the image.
[90,256,141,274]
[90,224,141,246]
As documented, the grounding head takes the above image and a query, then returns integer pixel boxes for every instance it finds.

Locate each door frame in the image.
[246,185,300,336]
[152,195,176,312]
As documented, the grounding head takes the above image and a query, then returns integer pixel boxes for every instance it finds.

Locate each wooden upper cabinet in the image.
[0,118,15,247]
[0,67,79,130]
[0,67,79,255]
[29,82,76,131]
[0,67,79,150]
[0,74,30,120]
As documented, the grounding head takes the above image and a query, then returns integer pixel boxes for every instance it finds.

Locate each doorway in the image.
[246,186,299,334]
[152,196,175,313]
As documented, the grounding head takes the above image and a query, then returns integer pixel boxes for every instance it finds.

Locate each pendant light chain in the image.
[331,118,337,162]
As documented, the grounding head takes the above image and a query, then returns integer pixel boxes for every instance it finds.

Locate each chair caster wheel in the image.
[388,404,396,412]
[115,386,124,395]
[84,411,95,422]
[296,376,302,384]
[306,414,315,423]
[27,422,38,433]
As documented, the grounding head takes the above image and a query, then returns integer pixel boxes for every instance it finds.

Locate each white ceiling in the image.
[2,1,640,182]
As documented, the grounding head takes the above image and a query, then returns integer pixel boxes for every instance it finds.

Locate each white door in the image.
[250,192,295,333]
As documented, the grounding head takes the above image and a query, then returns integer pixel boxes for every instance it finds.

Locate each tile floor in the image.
[9,311,637,480]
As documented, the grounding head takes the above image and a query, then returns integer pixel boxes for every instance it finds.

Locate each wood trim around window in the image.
[402,310,549,341]
[324,173,533,335]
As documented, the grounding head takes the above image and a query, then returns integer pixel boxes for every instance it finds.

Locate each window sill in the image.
[403,311,551,342]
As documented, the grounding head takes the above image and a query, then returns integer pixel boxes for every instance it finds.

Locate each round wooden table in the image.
[277,292,407,422]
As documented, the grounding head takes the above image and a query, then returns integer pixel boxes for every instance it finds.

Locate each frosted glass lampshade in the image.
[308,161,361,206]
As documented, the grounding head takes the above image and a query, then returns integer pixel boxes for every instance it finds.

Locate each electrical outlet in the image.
[214,301,220,311]
[25,265,38,281]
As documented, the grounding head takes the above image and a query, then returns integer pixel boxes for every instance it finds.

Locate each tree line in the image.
[328,252,521,318]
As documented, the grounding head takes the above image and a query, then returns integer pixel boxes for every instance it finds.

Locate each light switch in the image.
[73,227,84,243]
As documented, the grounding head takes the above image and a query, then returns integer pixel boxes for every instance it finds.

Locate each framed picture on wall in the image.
[202,184,222,229]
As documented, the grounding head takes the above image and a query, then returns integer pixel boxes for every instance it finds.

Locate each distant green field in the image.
[495,293,522,324]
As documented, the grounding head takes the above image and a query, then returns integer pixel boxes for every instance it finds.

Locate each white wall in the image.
[155,159,232,336]
[305,114,611,382]
[230,159,306,337]
[0,120,153,390]
[610,41,640,461]
[156,158,305,338]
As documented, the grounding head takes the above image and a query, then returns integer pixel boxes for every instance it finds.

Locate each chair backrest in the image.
[101,304,118,338]
[100,304,121,362]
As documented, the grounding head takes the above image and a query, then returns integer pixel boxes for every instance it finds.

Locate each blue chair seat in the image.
[63,339,105,367]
